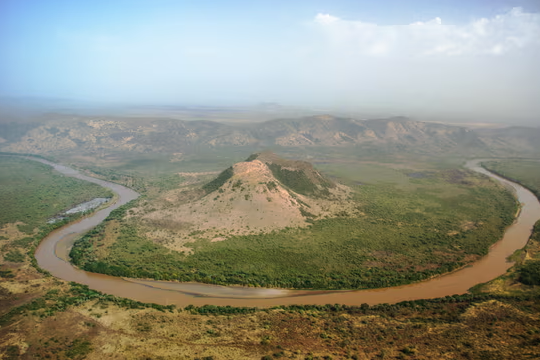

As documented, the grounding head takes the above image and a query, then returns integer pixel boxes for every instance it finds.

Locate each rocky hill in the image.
[475,126,540,154]
[1,113,539,157]
[245,115,485,150]
[138,153,360,252]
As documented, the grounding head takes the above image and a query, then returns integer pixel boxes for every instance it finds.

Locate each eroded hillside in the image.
[3,114,538,158]
[137,152,359,252]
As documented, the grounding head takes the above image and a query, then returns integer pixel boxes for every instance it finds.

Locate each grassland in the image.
[1,278,539,359]
[4,211,540,360]
[472,159,540,295]
[3,213,539,359]
[0,156,112,233]
[71,162,517,290]
[0,151,538,359]
[482,159,540,198]
[53,150,248,196]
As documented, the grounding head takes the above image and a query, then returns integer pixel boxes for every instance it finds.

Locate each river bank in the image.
[29,157,540,307]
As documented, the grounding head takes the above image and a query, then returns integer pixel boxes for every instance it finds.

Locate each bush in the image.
[202,167,234,194]
[519,261,540,285]
[4,249,25,262]
[65,339,92,359]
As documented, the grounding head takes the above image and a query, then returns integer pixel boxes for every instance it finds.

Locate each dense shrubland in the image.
[202,166,233,194]
[0,282,175,327]
[267,163,331,197]
[2,281,539,359]
[520,261,540,285]
[518,221,540,286]
[0,155,113,275]
[482,160,540,289]
[482,159,540,199]
[1,153,540,360]
[70,168,517,289]
[0,156,112,233]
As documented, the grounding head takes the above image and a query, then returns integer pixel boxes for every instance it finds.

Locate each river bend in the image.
[31,158,540,307]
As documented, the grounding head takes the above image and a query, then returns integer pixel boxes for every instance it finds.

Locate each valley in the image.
[1,113,540,359]
[22,155,539,306]
[1,153,539,359]
[2,1,540,358]
[69,153,517,291]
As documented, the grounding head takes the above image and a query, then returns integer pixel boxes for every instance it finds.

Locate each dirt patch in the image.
[176,171,219,186]
[442,169,473,185]
[141,159,359,251]
[461,221,479,231]
[370,250,394,258]
[449,221,481,235]
[414,263,440,271]
[93,220,120,259]
[0,222,29,243]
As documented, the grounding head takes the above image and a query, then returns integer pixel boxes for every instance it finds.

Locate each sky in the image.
[1,0,539,123]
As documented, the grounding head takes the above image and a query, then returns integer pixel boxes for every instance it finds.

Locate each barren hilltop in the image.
[139,152,360,252]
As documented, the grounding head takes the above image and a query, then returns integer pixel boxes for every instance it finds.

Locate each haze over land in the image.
[1,0,540,124]
[2,1,540,359]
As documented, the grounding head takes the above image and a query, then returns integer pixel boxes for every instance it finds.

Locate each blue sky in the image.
[1,0,539,121]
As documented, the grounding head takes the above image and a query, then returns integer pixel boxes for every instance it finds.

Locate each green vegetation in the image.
[0,269,15,278]
[518,221,540,286]
[0,151,54,161]
[3,249,25,262]
[71,168,517,289]
[11,236,34,248]
[59,149,249,194]
[316,162,414,187]
[0,157,112,233]
[187,292,540,360]
[482,159,540,198]
[2,118,540,359]
[11,337,93,360]
[266,181,277,190]
[245,153,260,162]
[268,163,331,197]
[78,161,186,194]
[520,261,540,285]
[65,339,92,359]
[481,159,540,288]
[0,282,176,327]
[2,279,539,359]
[202,166,234,194]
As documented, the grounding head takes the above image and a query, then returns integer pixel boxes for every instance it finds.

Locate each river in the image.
[31,158,540,307]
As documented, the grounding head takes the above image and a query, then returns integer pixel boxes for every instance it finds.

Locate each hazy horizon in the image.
[1,0,539,124]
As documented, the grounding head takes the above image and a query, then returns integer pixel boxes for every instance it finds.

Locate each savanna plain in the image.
[1,110,540,359]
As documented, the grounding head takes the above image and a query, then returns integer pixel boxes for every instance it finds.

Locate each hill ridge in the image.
[141,153,359,252]
[2,113,539,155]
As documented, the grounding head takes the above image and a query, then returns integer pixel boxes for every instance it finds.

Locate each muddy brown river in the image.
[31,158,540,307]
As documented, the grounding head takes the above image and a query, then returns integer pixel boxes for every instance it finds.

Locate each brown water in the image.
[32,158,540,307]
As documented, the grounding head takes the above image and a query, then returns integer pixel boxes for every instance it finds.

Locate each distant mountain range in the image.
[1,113,539,156]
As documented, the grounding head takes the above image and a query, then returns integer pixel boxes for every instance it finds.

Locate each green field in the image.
[0,156,112,233]
[482,159,540,198]
[55,149,251,194]
[71,163,517,290]
[480,159,540,290]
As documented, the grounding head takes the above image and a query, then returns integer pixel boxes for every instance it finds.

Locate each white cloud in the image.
[314,13,340,25]
[314,7,540,57]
